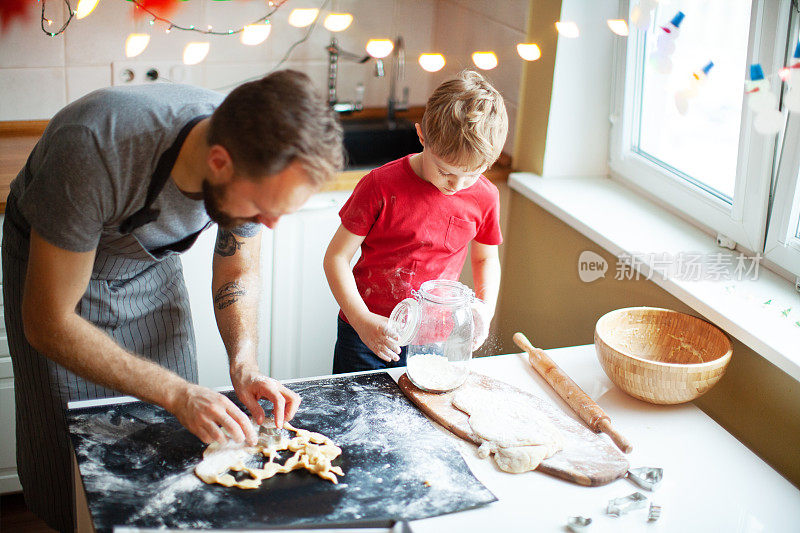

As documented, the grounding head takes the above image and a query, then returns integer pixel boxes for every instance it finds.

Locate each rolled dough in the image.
[452,387,564,473]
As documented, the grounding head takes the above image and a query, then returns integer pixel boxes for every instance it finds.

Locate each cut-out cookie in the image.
[194,422,343,489]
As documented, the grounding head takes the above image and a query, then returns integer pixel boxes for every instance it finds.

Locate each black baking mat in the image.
[67,372,496,532]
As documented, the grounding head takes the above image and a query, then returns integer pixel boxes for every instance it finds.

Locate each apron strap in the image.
[119,114,210,235]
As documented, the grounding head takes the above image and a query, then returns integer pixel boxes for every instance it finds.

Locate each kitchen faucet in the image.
[387,36,409,122]
[326,36,367,113]
[326,35,409,120]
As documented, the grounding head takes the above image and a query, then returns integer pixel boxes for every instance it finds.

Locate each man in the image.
[2,70,343,531]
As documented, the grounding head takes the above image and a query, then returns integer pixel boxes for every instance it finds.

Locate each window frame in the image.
[765,7,800,276]
[608,0,791,254]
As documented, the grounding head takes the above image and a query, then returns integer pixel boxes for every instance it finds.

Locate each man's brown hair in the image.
[209,70,344,185]
[420,69,508,171]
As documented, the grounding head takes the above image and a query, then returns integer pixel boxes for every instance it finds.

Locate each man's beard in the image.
[202,180,254,230]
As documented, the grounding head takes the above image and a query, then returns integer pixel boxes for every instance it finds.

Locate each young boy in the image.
[323,70,507,373]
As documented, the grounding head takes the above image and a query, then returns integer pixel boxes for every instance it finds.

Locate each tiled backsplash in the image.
[0,0,527,153]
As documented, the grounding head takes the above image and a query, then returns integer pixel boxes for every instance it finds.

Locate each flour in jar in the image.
[407,353,468,392]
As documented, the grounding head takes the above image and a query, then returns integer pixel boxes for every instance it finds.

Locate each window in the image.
[636,1,751,200]
[610,0,791,255]
[764,8,800,277]
[764,157,800,274]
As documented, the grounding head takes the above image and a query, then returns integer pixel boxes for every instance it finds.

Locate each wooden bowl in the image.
[594,307,732,405]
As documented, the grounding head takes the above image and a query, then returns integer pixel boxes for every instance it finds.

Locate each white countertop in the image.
[386,346,800,533]
[75,345,800,533]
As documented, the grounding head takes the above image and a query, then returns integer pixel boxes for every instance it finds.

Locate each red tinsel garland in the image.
[132,0,181,20]
[0,0,289,33]
[0,0,35,30]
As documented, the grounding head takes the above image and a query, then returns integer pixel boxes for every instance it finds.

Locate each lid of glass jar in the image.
[418,279,474,305]
[387,297,421,346]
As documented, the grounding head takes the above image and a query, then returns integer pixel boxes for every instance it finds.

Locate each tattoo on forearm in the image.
[215,281,247,309]
[215,230,243,257]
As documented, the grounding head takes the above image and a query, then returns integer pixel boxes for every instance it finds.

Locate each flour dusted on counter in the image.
[407,353,468,392]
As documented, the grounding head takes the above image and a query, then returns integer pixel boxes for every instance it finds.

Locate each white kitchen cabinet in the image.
[180,225,274,389]
[270,191,354,380]
[0,359,20,495]
[0,214,20,495]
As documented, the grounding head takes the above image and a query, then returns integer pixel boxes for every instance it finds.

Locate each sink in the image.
[340,117,422,170]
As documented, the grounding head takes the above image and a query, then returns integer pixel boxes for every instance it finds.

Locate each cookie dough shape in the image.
[452,388,564,474]
[194,422,344,489]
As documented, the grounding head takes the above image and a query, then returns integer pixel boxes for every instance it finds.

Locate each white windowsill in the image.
[509,172,800,382]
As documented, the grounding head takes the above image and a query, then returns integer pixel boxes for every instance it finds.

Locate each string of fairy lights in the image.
[33,0,637,71]
[28,0,800,119]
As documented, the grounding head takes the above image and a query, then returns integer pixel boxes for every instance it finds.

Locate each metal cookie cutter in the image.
[607,492,648,517]
[648,503,662,522]
[627,466,663,491]
[257,419,285,447]
[566,516,592,532]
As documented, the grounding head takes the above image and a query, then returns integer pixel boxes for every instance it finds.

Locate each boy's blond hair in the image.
[420,69,508,171]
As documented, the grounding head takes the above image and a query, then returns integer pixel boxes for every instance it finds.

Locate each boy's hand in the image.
[472,299,493,351]
[354,313,402,363]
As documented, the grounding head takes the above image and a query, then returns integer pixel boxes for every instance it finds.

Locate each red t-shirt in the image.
[339,155,503,320]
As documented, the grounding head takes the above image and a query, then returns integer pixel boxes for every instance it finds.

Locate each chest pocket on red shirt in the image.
[444,216,477,253]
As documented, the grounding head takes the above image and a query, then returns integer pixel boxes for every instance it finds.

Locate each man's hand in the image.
[169,382,258,446]
[353,312,401,363]
[231,364,301,429]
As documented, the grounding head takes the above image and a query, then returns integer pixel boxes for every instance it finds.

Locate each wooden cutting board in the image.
[398,371,630,486]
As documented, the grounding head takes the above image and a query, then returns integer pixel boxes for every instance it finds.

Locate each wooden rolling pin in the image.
[513,332,633,454]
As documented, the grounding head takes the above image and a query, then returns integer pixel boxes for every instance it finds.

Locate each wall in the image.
[512,0,562,175]
[494,185,800,488]
[0,0,529,157]
[542,0,616,177]
[0,0,438,119]
[430,0,528,155]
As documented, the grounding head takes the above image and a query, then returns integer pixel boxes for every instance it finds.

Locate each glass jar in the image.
[387,279,485,393]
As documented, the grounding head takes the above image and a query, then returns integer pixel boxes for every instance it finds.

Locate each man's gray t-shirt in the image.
[11,83,258,256]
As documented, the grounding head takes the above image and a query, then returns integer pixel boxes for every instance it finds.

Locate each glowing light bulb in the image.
[125,33,150,58]
[366,39,394,59]
[183,42,210,65]
[75,0,99,19]
[516,43,541,61]
[472,51,498,70]
[323,13,353,32]
[607,19,629,36]
[288,8,319,28]
[418,53,445,73]
[555,21,579,39]
[241,23,271,46]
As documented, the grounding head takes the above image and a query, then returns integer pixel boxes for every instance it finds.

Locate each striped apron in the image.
[2,115,211,532]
